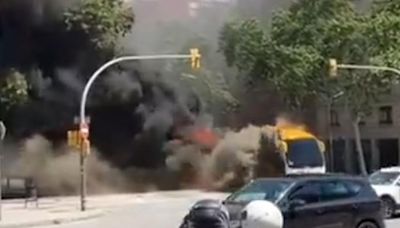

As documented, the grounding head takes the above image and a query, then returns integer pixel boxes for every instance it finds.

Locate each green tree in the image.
[220,0,400,175]
[64,0,134,50]
[367,0,400,68]
[220,0,359,110]
[0,0,134,114]
[0,69,29,118]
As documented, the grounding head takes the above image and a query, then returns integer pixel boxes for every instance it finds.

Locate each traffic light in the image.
[67,130,91,156]
[190,48,201,69]
[329,58,338,78]
[68,130,81,149]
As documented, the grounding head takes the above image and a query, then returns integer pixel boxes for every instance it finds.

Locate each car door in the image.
[394,178,400,203]
[317,180,355,228]
[284,181,322,228]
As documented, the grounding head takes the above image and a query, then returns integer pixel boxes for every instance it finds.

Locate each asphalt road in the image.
[38,192,225,228]
[37,193,400,228]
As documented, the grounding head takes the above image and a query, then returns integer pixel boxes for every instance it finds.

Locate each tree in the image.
[220,0,400,175]
[64,0,134,51]
[367,0,400,68]
[0,0,135,137]
[0,69,29,118]
[220,0,360,110]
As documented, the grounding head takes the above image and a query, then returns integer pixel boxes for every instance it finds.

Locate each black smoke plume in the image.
[0,0,204,172]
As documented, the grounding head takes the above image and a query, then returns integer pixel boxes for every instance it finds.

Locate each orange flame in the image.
[189,128,219,149]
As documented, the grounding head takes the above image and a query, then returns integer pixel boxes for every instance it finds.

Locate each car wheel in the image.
[381,197,395,219]
[357,221,378,228]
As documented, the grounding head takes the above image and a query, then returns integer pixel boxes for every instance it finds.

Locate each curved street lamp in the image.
[77,50,201,211]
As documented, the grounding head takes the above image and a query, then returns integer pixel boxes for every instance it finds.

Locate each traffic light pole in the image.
[329,59,400,77]
[78,52,200,212]
[79,150,86,211]
[337,64,400,76]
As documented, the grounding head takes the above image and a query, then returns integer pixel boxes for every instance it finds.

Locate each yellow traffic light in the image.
[67,130,83,150]
[67,131,73,147]
[68,130,77,148]
[190,48,201,69]
[329,58,338,78]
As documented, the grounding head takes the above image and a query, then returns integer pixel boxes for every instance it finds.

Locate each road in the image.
[387,218,400,228]
[37,192,226,228]
[36,192,400,228]
[40,198,191,228]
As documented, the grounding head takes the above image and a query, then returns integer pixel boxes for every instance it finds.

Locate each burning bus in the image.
[165,115,327,189]
[273,125,326,175]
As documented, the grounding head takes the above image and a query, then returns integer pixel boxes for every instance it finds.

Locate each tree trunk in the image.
[326,101,334,172]
[352,116,367,176]
[0,121,5,140]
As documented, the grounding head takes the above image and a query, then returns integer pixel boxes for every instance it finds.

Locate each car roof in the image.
[379,166,400,172]
[252,173,365,183]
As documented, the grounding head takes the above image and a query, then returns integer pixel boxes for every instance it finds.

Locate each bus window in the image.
[286,139,323,168]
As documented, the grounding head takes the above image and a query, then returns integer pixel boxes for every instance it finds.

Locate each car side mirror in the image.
[289,199,306,209]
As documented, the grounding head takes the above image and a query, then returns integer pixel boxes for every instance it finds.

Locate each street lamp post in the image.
[78,51,201,211]
[0,121,6,221]
[329,59,400,175]
[326,91,344,172]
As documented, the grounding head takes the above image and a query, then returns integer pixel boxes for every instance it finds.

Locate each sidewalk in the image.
[0,191,226,228]
[0,194,150,228]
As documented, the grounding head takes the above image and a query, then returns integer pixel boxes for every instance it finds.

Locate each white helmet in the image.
[241,200,283,228]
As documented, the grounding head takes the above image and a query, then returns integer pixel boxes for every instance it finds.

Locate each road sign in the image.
[80,123,89,139]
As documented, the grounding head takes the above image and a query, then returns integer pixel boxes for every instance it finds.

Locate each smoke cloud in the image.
[7,135,124,195]
[6,135,182,195]
[1,0,206,171]
[164,114,308,190]
[164,124,279,190]
[0,0,320,195]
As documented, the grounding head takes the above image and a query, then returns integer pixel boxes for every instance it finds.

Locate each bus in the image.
[275,126,326,175]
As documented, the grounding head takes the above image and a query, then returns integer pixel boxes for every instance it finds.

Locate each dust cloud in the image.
[164,123,285,190]
[8,135,175,196]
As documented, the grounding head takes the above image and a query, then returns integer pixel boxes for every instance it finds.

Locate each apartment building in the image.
[316,87,400,174]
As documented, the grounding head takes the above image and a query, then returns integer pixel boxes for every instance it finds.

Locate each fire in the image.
[189,128,219,149]
[275,116,307,130]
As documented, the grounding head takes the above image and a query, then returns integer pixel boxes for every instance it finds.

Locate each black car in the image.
[223,174,385,228]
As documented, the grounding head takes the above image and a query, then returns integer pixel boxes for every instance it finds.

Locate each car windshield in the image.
[226,180,293,203]
[286,139,323,168]
[369,171,400,185]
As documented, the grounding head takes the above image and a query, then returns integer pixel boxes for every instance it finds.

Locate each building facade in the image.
[316,87,400,174]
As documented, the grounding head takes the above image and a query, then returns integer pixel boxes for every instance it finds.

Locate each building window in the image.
[330,110,340,126]
[379,106,393,124]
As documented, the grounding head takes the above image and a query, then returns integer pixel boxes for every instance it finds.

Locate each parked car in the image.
[369,167,400,218]
[223,174,384,228]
